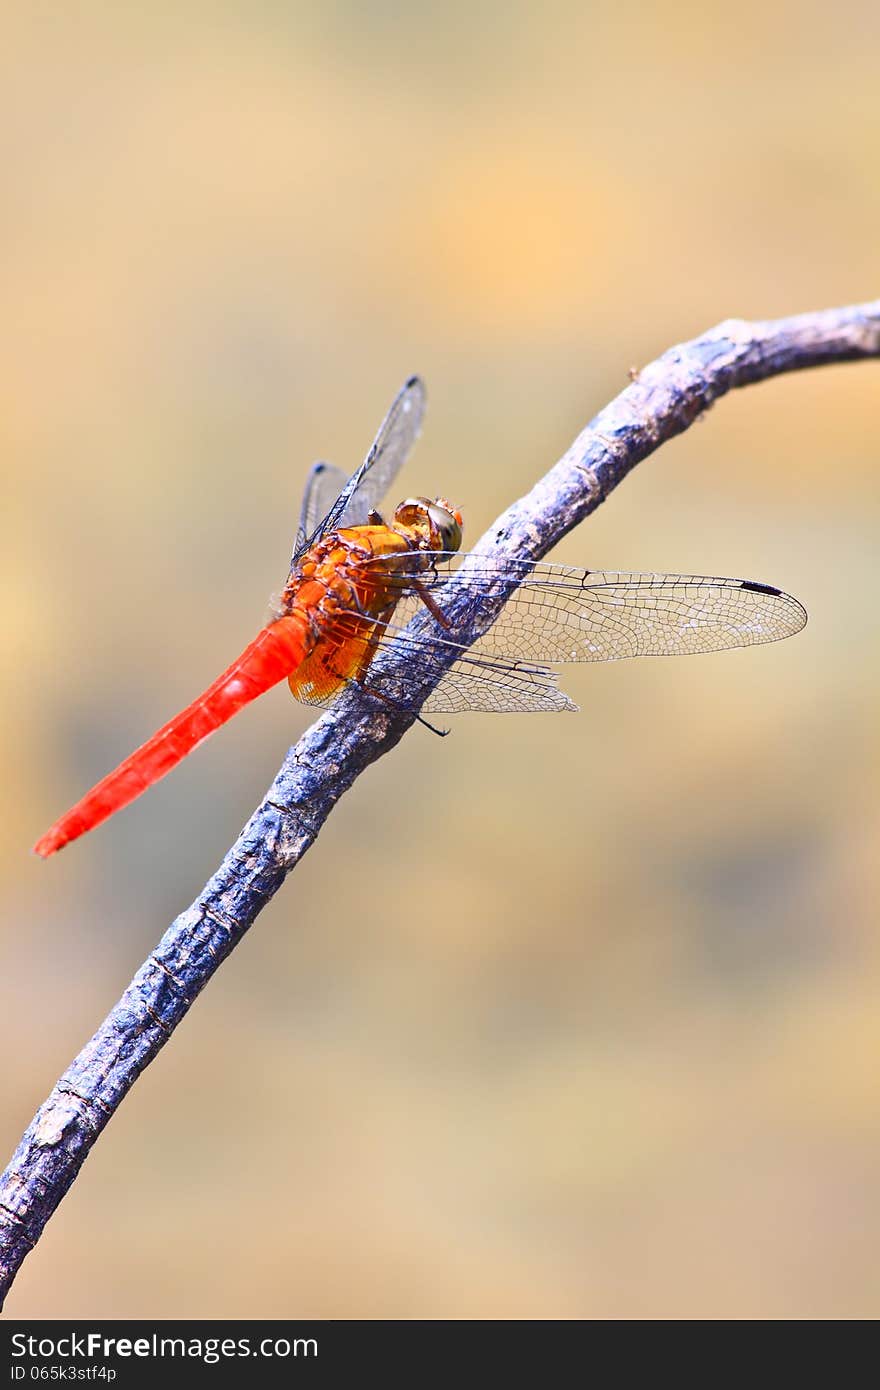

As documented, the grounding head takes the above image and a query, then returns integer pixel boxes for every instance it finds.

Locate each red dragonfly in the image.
[34,377,807,857]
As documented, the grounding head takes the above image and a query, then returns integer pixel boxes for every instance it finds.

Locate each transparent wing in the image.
[294,622,576,715]
[292,462,349,562]
[420,653,576,714]
[374,557,808,664]
[291,557,806,717]
[290,376,426,567]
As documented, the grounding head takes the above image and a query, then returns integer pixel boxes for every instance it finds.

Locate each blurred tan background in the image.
[2,1,879,1319]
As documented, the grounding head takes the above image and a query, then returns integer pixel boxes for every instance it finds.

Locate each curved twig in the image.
[2,299,878,1305]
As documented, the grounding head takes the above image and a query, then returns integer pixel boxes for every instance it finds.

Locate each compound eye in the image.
[427,502,462,554]
[392,496,432,528]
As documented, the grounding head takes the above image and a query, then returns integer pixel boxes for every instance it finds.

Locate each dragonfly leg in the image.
[412,577,452,631]
[353,678,450,738]
[417,714,451,737]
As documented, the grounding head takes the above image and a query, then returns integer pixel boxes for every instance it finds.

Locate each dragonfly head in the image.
[392,497,463,555]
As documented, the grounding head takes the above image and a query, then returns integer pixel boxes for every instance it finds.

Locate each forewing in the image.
[375,559,807,662]
[291,376,426,566]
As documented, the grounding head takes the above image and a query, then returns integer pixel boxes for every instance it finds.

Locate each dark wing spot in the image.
[740,579,781,596]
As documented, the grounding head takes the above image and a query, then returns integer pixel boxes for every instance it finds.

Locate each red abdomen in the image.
[34,612,312,857]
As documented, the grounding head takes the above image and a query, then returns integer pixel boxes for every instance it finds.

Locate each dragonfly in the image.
[33,376,807,857]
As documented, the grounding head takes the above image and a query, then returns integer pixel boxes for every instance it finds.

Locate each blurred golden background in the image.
[3,2,879,1319]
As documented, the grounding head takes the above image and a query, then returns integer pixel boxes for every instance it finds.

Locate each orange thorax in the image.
[283,523,419,706]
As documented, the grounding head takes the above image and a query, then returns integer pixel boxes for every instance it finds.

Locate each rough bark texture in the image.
[2,299,878,1306]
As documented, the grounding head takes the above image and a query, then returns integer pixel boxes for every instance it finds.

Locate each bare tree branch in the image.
[2,299,878,1306]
